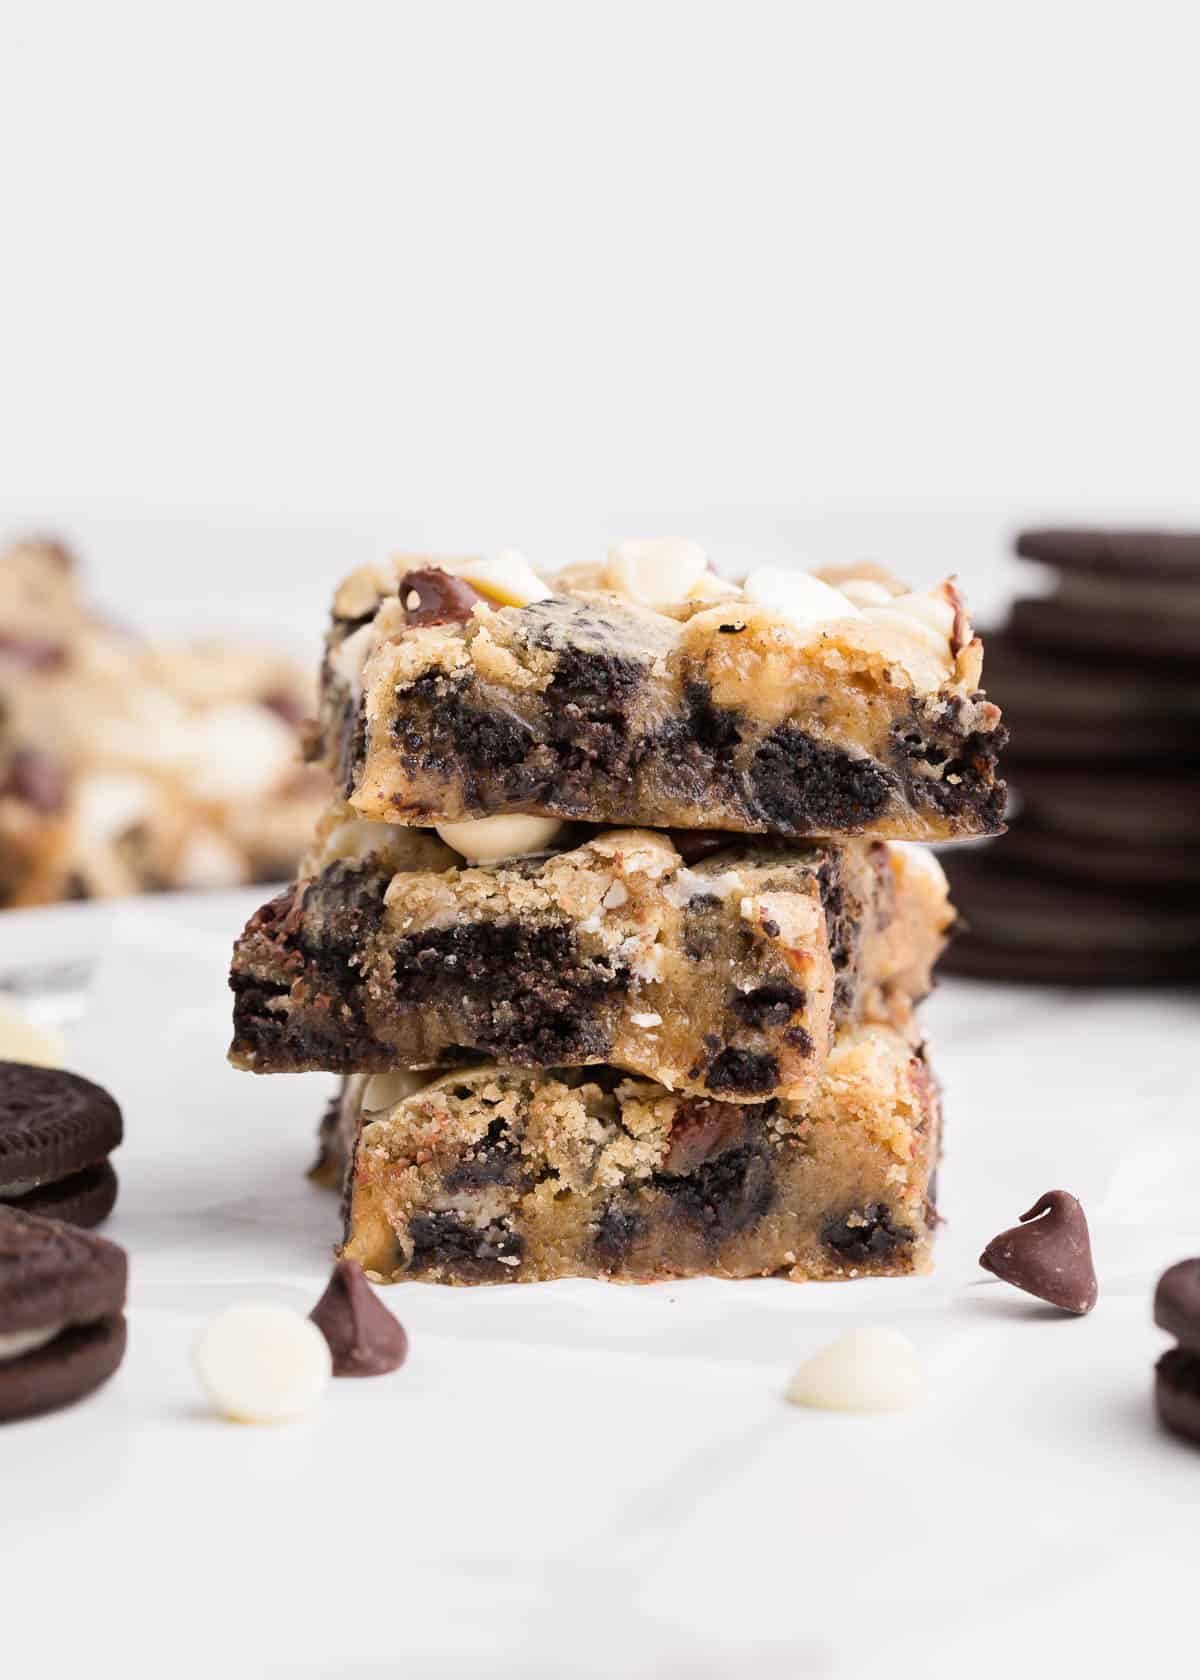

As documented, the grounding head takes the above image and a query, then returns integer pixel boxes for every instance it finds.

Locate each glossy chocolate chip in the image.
[662,1098,750,1176]
[398,568,484,627]
[309,1258,408,1376]
[979,1190,1097,1314]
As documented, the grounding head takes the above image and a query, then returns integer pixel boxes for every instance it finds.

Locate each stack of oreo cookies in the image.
[943,528,1200,984]
[0,1062,123,1227]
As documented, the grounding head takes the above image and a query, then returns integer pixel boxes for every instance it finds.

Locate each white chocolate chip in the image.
[838,578,895,608]
[604,538,709,605]
[0,1001,66,1069]
[742,568,861,630]
[193,1305,332,1424]
[188,704,298,802]
[860,582,964,659]
[783,1327,923,1413]
[174,828,247,890]
[630,1011,663,1028]
[435,813,565,864]
[362,1070,430,1114]
[0,1324,63,1362]
[601,880,629,910]
[74,770,158,846]
[449,551,551,608]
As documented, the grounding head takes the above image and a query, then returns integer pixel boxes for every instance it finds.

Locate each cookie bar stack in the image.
[942,528,1200,984]
[230,540,1006,1284]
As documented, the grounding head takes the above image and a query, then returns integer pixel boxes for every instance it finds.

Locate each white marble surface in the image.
[1,890,1196,1679]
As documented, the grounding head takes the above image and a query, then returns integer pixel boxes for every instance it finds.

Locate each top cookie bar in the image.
[312,541,1005,841]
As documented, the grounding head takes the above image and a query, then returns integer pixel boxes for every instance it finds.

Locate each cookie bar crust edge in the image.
[340,1022,942,1286]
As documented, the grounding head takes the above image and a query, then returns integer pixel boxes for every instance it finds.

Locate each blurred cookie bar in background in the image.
[941,527,1200,984]
[0,536,328,907]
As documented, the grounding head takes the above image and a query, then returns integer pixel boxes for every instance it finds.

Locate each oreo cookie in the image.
[1012,527,1200,664]
[981,630,1200,765]
[0,1062,123,1228]
[0,1205,127,1423]
[939,850,1200,985]
[1155,1260,1200,1448]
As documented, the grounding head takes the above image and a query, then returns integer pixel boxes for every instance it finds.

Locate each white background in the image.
[3,1,1200,635]
[3,8,1200,1678]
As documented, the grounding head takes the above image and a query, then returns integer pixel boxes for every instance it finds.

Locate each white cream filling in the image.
[0,1323,63,1362]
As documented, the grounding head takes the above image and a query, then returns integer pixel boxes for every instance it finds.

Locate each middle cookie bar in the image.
[229,810,951,1103]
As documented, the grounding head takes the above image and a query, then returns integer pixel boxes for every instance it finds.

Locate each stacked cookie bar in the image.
[943,528,1200,984]
[230,540,1006,1284]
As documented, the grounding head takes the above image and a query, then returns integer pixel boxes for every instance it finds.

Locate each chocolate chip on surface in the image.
[310,1258,408,1376]
[979,1189,1097,1314]
[398,567,484,628]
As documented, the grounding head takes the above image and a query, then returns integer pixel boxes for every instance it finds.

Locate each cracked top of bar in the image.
[339,1018,941,1285]
[229,806,952,1102]
[310,548,1006,841]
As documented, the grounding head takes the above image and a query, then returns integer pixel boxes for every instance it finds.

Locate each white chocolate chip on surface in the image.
[630,1011,663,1029]
[194,1305,332,1424]
[784,1327,923,1413]
[742,568,861,630]
[449,551,551,608]
[435,813,565,864]
[0,1001,66,1069]
[604,538,709,605]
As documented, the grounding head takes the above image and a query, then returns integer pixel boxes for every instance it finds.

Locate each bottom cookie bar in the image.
[341,1021,940,1285]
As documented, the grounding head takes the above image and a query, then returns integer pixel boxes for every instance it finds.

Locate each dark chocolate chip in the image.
[662,1098,749,1177]
[310,1258,408,1376]
[1155,1259,1200,1353]
[398,567,485,627]
[667,830,742,866]
[978,1190,1097,1314]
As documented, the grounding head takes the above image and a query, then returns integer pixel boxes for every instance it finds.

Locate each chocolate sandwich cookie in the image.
[980,632,1200,764]
[1012,527,1200,664]
[0,1062,123,1227]
[0,1205,127,1423]
[939,852,1200,985]
[1154,1259,1200,1447]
